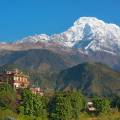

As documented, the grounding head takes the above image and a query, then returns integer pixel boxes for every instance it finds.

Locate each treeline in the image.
[1,84,120,120]
[17,89,85,120]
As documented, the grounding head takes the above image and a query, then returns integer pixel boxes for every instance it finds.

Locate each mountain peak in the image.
[74,17,105,26]
[16,17,120,55]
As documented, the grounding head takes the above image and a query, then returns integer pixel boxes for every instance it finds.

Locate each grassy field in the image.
[80,111,120,120]
[0,109,48,120]
[0,109,120,120]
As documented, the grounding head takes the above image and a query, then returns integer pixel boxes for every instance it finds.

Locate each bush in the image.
[93,97,110,114]
[0,109,17,120]
[0,84,16,111]
[111,95,120,111]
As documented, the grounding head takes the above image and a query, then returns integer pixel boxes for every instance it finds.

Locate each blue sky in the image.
[0,0,120,42]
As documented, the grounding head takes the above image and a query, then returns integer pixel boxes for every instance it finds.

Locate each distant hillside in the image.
[1,48,120,96]
[56,62,120,96]
[0,49,89,71]
[1,61,120,96]
[0,48,89,89]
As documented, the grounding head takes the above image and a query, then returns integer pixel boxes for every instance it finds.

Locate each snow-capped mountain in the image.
[1,17,120,71]
[18,17,120,55]
[19,34,50,43]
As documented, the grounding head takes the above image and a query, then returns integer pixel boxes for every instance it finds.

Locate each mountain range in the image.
[18,17,120,55]
[0,17,120,96]
[1,17,120,70]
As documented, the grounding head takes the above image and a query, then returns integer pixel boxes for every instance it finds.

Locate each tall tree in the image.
[69,91,85,120]
[19,89,47,118]
[49,92,72,120]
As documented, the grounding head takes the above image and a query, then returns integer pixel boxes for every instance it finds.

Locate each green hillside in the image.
[1,48,120,97]
[57,62,120,96]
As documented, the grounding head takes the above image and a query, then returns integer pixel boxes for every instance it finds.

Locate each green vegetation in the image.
[0,84,85,120]
[48,91,85,120]
[57,62,120,96]
[19,89,47,118]
[1,61,120,119]
[0,84,120,120]
[93,97,110,114]
[49,92,72,120]
[1,62,120,97]
[68,91,85,120]
[0,83,16,111]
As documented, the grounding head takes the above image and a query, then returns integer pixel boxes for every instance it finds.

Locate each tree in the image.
[0,84,16,111]
[111,95,120,111]
[93,97,110,114]
[49,92,72,120]
[19,89,47,118]
[69,91,85,120]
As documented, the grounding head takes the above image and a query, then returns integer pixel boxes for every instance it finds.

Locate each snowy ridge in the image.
[19,34,50,43]
[18,17,120,55]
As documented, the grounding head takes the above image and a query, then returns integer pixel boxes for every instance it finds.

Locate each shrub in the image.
[93,97,110,114]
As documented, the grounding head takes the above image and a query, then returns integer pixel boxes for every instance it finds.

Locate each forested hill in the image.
[57,62,120,96]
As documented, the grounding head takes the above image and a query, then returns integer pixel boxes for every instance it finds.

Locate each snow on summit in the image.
[18,17,120,55]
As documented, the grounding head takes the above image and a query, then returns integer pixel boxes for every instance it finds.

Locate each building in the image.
[0,69,44,96]
[0,69,29,89]
[30,87,44,96]
[87,101,96,112]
